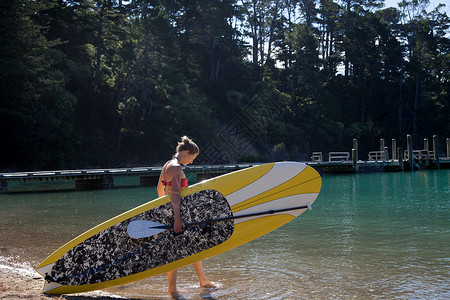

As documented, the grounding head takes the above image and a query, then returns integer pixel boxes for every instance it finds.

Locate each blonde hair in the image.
[176,136,199,155]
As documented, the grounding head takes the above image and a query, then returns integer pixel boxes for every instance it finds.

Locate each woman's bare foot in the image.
[200,280,217,289]
[169,291,185,300]
[193,261,216,289]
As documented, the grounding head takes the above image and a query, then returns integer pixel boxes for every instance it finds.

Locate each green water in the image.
[0,170,448,299]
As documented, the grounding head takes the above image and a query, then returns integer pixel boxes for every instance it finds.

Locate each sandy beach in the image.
[0,266,125,300]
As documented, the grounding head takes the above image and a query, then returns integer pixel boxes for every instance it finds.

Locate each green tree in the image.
[317,0,341,74]
[240,0,289,66]
[398,0,449,138]
[0,0,77,170]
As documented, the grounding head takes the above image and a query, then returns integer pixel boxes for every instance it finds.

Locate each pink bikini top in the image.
[161,177,188,188]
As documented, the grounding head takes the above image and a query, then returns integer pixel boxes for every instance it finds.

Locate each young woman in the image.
[157,136,216,295]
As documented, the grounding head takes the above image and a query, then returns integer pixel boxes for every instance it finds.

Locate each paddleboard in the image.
[35,161,321,294]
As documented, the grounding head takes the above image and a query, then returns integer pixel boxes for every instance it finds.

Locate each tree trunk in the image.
[413,70,420,135]
[398,60,404,138]
[94,0,106,89]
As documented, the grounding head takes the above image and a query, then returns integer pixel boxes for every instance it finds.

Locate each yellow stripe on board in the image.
[231,166,321,213]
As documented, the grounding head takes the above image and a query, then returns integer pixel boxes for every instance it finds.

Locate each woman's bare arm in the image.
[166,164,184,233]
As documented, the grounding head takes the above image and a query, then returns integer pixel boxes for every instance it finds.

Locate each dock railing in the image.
[405,149,419,160]
[311,152,323,162]
[419,150,435,159]
[328,152,351,162]
[368,151,386,161]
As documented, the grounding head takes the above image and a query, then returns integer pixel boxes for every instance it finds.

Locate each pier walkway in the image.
[1,135,448,193]
[308,158,449,174]
[0,164,257,193]
[1,158,448,193]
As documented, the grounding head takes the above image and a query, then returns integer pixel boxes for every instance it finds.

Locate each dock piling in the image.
[433,135,440,169]
[392,139,397,160]
[352,149,358,171]
[0,180,7,193]
[446,138,449,159]
[380,139,385,159]
[424,138,429,151]
[353,139,358,161]
[75,176,114,191]
[398,147,404,171]
[407,135,413,171]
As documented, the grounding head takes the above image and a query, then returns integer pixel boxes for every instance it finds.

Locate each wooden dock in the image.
[1,158,448,193]
[308,158,449,174]
[0,164,257,193]
[1,135,448,193]
[310,135,450,173]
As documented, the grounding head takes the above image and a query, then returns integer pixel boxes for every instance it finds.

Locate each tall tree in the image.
[397,0,449,137]
[317,0,341,74]
[240,0,288,66]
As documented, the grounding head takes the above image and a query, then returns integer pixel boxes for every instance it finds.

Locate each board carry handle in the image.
[185,202,312,227]
[127,202,312,239]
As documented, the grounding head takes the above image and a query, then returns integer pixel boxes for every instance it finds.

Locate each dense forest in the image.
[0,0,448,171]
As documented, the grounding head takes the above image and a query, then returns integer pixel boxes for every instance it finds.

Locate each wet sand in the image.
[0,267,125,300]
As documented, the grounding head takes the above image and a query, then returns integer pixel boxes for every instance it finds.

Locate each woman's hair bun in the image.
[181,136,190,144]
[177,135,199,154]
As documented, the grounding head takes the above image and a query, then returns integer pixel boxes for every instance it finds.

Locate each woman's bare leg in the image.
[193,261,216,288]
[167,269,178,294]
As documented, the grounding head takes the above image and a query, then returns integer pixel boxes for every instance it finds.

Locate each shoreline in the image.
[0,264,125,300]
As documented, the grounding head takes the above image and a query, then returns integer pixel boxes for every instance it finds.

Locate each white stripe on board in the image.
[226,162,307,206]
[233,193,318,224]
